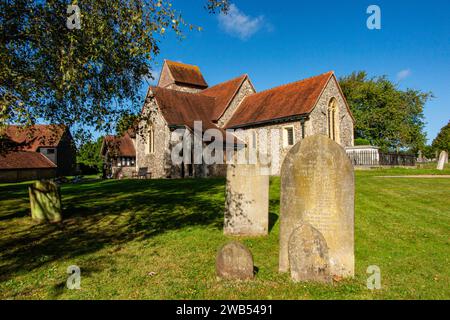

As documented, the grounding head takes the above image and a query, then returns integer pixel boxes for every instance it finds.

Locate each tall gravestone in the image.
[224,163,269,236]
[279,134,355,278]
[437,151,448,170]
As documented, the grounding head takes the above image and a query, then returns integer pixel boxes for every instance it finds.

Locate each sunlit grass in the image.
[0,168,449,300]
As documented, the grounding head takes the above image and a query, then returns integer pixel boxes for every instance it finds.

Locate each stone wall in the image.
[111,166,135,179]
[165,83,203,94]
[136,98,172,179]
[218,78,255,127]
[231,121,302,176]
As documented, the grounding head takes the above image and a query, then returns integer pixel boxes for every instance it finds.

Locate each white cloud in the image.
[218,4,265,40]
[396,69,412,81]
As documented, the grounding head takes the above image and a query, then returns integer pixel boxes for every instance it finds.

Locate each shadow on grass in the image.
[0,178,227,282]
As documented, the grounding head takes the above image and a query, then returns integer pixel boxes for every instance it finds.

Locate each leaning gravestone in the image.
[289,223,331,283]
[216,241,254,280]
[279,134,354,278]
[29,180,62,223]
[224,164,269,236]
[437,151,448,170]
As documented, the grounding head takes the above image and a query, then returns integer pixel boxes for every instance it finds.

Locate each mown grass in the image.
[0,166,449,300]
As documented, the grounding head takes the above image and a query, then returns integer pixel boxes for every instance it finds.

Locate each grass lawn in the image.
[0,167,449,300]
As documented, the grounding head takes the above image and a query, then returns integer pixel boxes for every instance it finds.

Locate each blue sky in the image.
[145,0,449,143]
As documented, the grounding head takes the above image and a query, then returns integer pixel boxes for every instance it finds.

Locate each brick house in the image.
[0,125,76,182]
[134,59,355,178]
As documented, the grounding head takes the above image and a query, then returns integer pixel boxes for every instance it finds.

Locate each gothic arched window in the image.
[327,98,339,142]
[148,124,155,154]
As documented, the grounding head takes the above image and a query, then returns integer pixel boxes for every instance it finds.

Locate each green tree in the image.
[116,112,139,136]
[354,138,371,146]
[0,0,228,149]
[422,145,435,159]
[77,136,104,172]
[339,71,432,152]
[432,121,450,153]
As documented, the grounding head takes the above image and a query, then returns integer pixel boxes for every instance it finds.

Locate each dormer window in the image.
[47,149,55,154]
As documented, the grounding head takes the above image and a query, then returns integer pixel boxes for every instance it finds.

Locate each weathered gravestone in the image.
[279,134,355,278]
[216,241,254,280]
[289,223,331,283]
[224,164,269,236]
[437,151,448,170]
[29,180,62,223]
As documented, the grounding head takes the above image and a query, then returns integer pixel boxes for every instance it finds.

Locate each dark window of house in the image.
[286,127,294,146]
[47,149,55,154]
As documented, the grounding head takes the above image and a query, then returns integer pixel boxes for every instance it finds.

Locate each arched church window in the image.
[327,98,339,142]
[148,124,155,154]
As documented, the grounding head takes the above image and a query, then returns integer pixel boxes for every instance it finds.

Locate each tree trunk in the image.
[29,180,62,223]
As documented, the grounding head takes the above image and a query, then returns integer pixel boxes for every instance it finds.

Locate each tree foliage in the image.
[432,121,450,153]
[339,71,432,152]
[0,0,228,145]
[354,138,371,146]
[76,136,104,172]
[116,112,139,136]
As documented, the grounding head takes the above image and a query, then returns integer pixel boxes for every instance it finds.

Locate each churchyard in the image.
[0,164,449,300]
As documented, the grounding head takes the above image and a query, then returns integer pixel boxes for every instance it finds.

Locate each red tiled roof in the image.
[3,125,66,151]
[201,74,248,121]
[166,60,208,89]
[0,151,57,170]
[150,87,244,146]
[226,72,334,128]
[151,86,218,131]
[103,132,136,157]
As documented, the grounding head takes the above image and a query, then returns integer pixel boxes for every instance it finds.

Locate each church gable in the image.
[307,75,354,147]
[200,74,256,126]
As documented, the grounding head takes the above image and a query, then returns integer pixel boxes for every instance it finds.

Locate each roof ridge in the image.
[251,71,333,96]
[165,59,201,71]
[201,74,247,92]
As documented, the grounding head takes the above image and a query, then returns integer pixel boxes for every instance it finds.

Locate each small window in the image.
[283,126,295,147]
[47,149,55,154]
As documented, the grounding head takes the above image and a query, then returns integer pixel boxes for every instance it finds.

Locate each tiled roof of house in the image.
[103,132,136,157]
[166,60,208,89]
[0,151,57,170]
[226,71,334,128]
[201,74,248,121]
[3,124,66,151]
